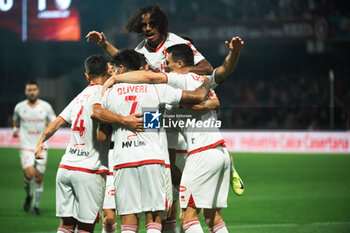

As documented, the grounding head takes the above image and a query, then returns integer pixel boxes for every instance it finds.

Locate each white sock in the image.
[34,182,43,208]
[209,221,228,233]
[146,222,162,233]
[57,226,74,233]
[183,220,203,233]
[121,224,137,233]
[163,220,179,233]
[24,177,32,197]
[103,223,117,233]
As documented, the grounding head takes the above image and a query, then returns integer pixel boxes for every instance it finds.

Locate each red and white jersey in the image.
[13,99,56,149]
[58,84,109,173]
[165,71,225,155]
[135,32,205,72]
[101,83,182,170]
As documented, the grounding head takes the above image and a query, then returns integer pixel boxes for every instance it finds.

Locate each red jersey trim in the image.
[164,73,168,83]
[113,159,165,170]
[26,100,40,108]
[58,115,69,124]
[88,83,102,87]
[188,139,226,156]
[59,164,109,174]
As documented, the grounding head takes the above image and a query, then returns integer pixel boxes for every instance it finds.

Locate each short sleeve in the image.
[45,103,56,122]
[166,73,186,89]
[102,88,113,110]
[59,99,74,124]
[154,84,182,106]
[207,68,218,89]
[91,86,103,107]
[13,104,20,122]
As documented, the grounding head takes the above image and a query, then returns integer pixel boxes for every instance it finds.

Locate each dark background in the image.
[1,0,349,130]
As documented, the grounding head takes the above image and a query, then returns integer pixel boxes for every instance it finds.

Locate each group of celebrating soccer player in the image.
[13,4,244,233]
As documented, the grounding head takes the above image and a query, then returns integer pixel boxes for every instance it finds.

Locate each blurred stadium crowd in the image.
[1,0,349,130]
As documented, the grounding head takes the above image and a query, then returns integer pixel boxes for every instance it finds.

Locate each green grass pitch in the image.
[0,147,350,233]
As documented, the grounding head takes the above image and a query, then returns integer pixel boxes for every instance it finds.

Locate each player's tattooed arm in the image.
[91,105,144,132]
[215,36,244,84]
[35,117,68,159]
[86,31,119,56]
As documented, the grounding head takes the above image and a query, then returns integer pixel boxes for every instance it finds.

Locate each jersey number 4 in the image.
[125,96,138,114]
[72,106,86,137]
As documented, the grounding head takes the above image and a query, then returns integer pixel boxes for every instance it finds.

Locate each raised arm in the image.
[214,36,244,84]
[35,117,68,159]
[86,31,119,56]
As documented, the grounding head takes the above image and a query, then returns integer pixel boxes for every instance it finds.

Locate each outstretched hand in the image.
[86,31,107,47]
[35,143,47,160]
[225,36,244,53]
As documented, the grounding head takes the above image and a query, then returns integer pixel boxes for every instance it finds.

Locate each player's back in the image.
[59,84,109,172]
[102,83,181,169]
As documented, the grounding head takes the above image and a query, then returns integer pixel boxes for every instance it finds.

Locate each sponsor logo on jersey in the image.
[121,140,146,148]
[69,148,90,156]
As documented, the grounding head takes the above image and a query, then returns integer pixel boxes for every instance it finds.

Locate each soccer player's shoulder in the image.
[15,100,27,108]
[135,39,147,51]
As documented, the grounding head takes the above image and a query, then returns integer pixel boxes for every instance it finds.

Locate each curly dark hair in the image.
[124,4,168,37]
[110,49,147,72]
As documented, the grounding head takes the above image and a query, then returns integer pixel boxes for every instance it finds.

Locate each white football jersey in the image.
[135,32,205,72]
[59,84,109,173]
[165,71,225,155]
[102,83,182,169]
[13,99,56,149]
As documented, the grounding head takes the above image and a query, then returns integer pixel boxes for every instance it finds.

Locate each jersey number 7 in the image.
[125,95,138,114]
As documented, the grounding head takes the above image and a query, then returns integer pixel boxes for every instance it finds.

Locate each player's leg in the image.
[23,165,35,211]
[32,149,47,215]
[102,209,117,233]
[145,211,163,233]
[114,168,141,233]
[57,217,77,233]
[76,221,96,233]
[162,201,179,233]
[33,168,43,215]
[202,209,228,233]
[102,174,117,233]
[21,149,35,211]
[120,214,139,233]
[181,207,203,233]
[56,169,76,232]
[73,172,106,233]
